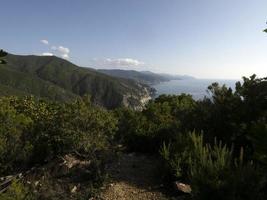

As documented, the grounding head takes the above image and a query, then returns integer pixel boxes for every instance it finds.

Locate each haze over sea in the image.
[154,79,238,100]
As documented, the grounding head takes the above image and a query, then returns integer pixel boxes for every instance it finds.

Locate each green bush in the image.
[0,98,33,174]
[160,132,267,200]
[0,96,117,174]
[0,96,118,199]
[0,49,7,64]
[115,94,196,152]
[248,116,267,165]
[0,181,35,200]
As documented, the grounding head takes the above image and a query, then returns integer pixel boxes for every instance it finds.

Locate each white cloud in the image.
[39,39,71,59]
[62,54,69,59]
[40,39,49,45]
[57,46,70,54]
[50,45,70,59]
[93,58,145,68]
[42,52,53,56]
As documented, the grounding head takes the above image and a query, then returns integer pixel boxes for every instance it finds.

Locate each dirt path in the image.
[99,153,170,200]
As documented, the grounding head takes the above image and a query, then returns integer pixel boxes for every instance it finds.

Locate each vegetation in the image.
[0,52,152,109]
[99,69,194,85]
[160,133,265,200]
[0,95,117,199]
[0,50,7,64]
[0,75,266,199]
[0,49,266,199]
[116,74,267,199]
[99,69,174,85]
[0,181,35,200]
[0,95,118,172]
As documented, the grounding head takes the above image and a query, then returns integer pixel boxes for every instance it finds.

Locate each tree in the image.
[0,49,7,64]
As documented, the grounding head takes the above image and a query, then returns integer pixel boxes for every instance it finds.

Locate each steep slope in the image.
[2,53,153,109]
[0,64,77,101]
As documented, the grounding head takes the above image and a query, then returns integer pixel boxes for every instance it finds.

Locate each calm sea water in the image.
[153,79,238,100]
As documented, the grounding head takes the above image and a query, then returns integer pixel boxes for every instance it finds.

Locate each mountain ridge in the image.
[1,52,153,109]
[98,69,195,85]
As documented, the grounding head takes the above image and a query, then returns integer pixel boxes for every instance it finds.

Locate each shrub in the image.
[115,94,196,153]
[0,96,117,174]
[160,132,267,200]
[0,98,33,174]
[0,181,35,200]
[248,116,267,166]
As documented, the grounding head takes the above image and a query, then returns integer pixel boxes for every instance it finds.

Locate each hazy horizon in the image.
[1,0,267,79]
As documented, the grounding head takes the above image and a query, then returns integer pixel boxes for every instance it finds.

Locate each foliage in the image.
[0,53,150,108]
[116,75,267,159]
[0,98,33,173]
[0,50,7,64]
[0,96,117,174]
[160,132,266,200]
[115,94,196,152]
[116,74,267,199]
[0,74,266,199]
[160,132,232,180]
[99,69,171,85]
[0,181,35,200]
[248,114,267,165]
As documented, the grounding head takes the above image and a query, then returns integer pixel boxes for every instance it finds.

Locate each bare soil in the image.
[98,152,170,200]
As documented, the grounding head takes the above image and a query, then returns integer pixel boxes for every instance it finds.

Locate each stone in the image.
[174,181,192,194]
[71,185,77,193]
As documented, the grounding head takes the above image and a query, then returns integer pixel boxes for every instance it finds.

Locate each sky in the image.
[1,0,267,79]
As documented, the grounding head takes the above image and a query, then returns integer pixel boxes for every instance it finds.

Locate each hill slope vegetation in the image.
[99,69,195,85]
[1,53,153,109]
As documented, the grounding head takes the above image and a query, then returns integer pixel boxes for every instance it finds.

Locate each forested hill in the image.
[0,53,153,109]
[98,69,171,85]
[98,69,195,85]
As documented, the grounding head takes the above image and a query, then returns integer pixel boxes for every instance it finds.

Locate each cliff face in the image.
[122,84,154,110]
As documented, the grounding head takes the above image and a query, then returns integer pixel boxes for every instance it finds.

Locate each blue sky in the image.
[1,0,267,79]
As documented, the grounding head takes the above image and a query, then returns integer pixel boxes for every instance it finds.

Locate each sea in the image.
[153,79,238,100]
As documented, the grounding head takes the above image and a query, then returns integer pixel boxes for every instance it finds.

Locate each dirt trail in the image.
[99,153,170,200]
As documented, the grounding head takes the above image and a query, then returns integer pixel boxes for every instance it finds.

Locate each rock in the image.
[174,181,192,194]
[61,154,91,169]
[34,181,39,186]
[71,185,77,193]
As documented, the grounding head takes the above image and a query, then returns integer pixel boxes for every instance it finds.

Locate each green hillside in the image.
[99,69,195,85]
[1,53,152,109]
[0,64,77,101]
[98,69,170,85]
